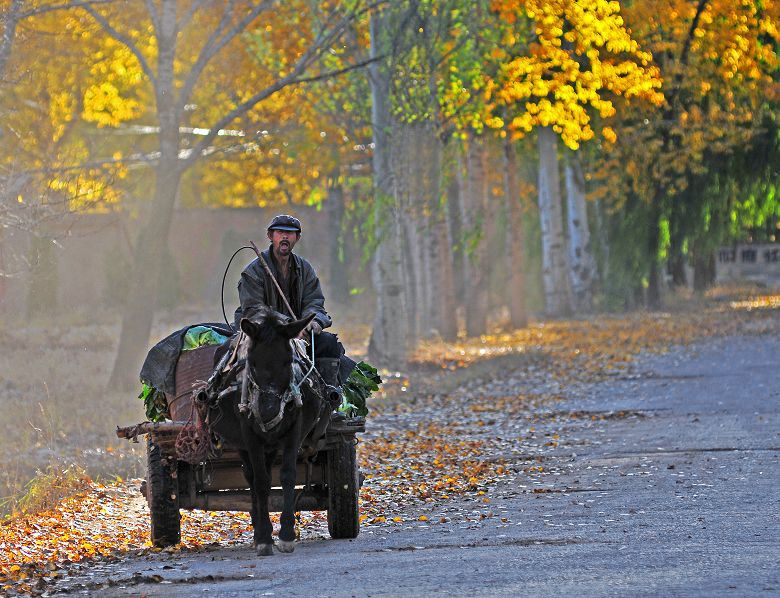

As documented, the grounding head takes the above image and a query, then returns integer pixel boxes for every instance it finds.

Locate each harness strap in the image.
[291,329,315,400]
[243,330,316,433]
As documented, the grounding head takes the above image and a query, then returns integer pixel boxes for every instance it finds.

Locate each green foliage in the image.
[344,179,388,266]
[339,360,382,417]
[138,383,168,422]
[601,193,652,311]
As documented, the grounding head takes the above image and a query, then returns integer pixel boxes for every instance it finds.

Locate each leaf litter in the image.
[1,290,778,594]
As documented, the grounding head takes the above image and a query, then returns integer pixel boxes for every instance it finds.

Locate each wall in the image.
[716,243,780,284]
[0,205,350,320]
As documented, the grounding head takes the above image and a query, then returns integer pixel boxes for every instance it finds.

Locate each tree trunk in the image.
[367,8,407,367]
[564,152,596,312]
[326,173,349,305]
[400,125,425,343]
[537,127,571,317]
[463,134,489,337]
[108,3,180,389]
[692,243,715,292]
[446,147,465,322]
[646,198,662,309]
[426,129,457,340]
[108,157,182,389]
[402,217,419,344]
[503,136,528,328]
[669,252,688,288]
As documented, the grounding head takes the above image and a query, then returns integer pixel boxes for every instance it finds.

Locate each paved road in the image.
[52,334,779,596]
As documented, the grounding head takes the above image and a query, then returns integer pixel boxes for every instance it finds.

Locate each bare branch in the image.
[144,0,160,32]
[180,72,299,170]
[82,4,157,88]
[176,0,206,33]
[666,0,709,112]
[177,0,272,111]
[180,2,371,170]
[295,55,379,85]
[16,0,117,20]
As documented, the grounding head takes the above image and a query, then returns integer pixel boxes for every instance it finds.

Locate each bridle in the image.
[238,330,316,433]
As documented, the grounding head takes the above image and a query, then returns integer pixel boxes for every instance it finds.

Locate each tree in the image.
[502,129,530,328]
[482,0,664,315]
[53,1,373,388]
[564,150,596,311]
[596,0,778,304]
[367,3,408,366]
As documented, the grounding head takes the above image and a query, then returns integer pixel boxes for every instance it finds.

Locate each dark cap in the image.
[267,214,302,233]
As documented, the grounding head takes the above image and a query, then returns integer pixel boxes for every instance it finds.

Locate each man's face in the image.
[268,229,299,257]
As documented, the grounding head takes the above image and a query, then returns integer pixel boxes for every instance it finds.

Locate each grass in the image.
[0,308,177,518]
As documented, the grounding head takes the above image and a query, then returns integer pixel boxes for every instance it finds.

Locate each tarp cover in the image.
[139,322,235,395]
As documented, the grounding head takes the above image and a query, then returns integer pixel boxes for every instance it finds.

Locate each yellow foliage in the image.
[592,0,778,204]
[485,0,663,148]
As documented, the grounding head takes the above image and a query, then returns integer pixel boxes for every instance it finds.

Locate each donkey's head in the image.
[239,311,315,428]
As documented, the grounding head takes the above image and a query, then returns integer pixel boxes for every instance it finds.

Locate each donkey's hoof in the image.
[277,540,295,553]
[256,543,274,556]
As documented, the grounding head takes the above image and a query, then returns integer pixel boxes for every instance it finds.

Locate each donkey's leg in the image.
[242,432,274,556]
[238,450,261,543]
[277,418,302,553]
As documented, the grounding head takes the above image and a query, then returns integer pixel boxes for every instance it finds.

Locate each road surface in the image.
[51,333,779,596]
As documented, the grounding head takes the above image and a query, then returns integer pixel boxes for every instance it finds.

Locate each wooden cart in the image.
[126,344,365,548]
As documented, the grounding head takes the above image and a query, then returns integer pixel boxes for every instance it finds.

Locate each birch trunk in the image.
[463,135,489,336]
[402,217,419,344]
[503,137,528,328]
[537,126,572,317]
[564,153,595,312]
[447,147,465,319]
[426,128,457,340]
[393,125,418,345]
[326,173,349,305]
[403,125,427,341]
[367,8,407,366]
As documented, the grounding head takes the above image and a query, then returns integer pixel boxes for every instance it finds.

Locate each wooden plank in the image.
[196,460,325,491]
[116,422,185,439]
[184,490,327,512]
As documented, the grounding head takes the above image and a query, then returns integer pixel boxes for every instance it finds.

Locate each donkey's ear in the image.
[240,318,262,339]
[280,313,315,339]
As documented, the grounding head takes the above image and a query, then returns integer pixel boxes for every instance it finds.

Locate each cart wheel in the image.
[146,436,181,547]
[327,439,360,539]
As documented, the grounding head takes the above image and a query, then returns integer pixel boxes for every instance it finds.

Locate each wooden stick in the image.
[116,421,185,440]
[248,240,299,320]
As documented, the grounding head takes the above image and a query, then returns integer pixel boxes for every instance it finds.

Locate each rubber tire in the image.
[146,436,181,547]
[327,439,360,539]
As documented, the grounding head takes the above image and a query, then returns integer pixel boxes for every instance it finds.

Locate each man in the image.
[233,214,353,394]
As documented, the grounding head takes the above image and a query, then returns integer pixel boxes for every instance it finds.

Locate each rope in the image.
[291,329,316,397]
[175,396,210,464]
[220,246,254,330]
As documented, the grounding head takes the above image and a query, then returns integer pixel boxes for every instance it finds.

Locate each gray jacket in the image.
[234,246,332,330]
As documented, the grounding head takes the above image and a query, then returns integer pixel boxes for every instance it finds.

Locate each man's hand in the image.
[298,319,322,339]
